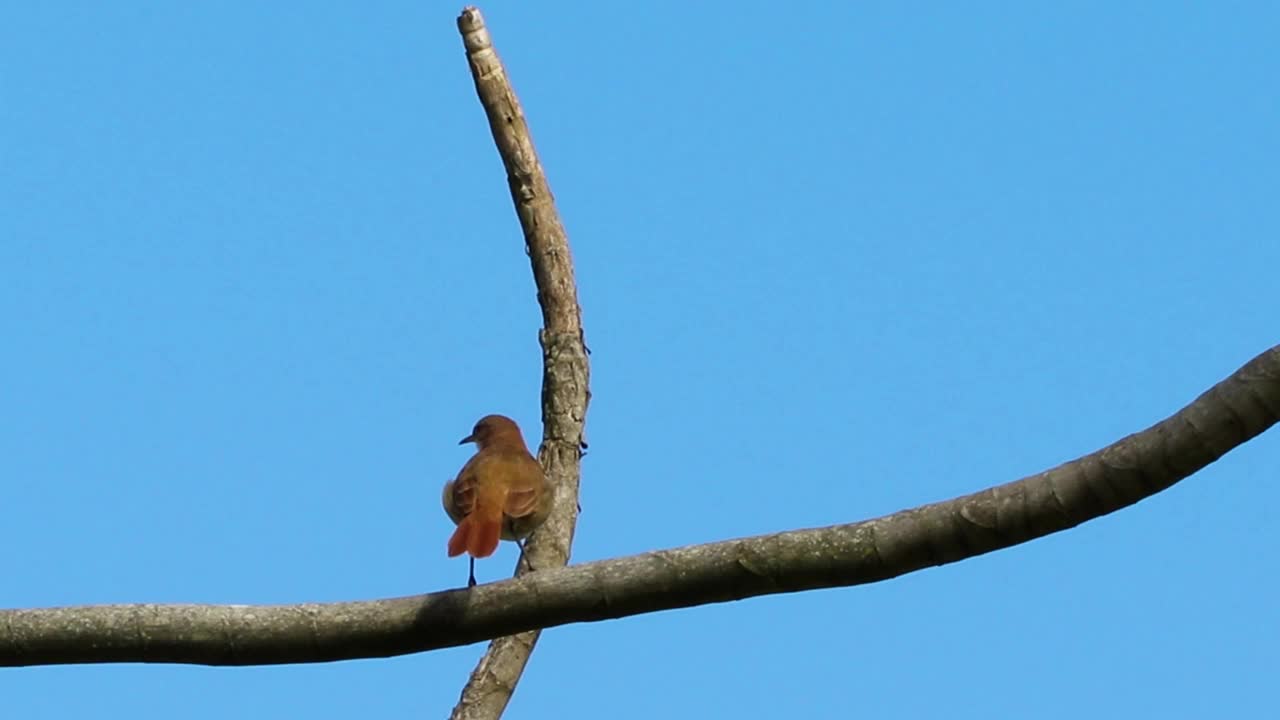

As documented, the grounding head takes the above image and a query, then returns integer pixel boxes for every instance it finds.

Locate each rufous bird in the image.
[442,414,552,587]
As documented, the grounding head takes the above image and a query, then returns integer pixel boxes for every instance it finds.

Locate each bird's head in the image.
[460,414,526,450]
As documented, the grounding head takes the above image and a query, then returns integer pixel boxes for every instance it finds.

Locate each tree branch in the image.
[3,344,1276,668]
[448,7,591,719]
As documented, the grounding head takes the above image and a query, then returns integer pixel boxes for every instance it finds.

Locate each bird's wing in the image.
[502,454,545,518]
[441,478,466,524]
[447,458,481,519]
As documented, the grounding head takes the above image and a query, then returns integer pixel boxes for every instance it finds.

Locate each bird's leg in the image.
[467,556,477,588]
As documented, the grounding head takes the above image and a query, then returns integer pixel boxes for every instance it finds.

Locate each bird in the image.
[442,414,552,587]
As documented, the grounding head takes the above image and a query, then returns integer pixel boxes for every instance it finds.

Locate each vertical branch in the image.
[449,7,591,720]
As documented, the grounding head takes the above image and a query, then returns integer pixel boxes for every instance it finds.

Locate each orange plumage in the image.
[442,414,551,585]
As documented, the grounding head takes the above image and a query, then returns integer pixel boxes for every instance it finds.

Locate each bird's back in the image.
[450,447,545,518]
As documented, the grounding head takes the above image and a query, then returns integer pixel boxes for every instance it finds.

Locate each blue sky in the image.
[3,2,1278,718]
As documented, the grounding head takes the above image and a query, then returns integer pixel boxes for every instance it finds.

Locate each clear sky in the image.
[3,2,1277,718]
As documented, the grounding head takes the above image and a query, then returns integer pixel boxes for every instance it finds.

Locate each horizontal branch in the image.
[2,344,1277,667]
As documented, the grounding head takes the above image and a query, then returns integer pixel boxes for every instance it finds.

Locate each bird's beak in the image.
[459,433,476,445]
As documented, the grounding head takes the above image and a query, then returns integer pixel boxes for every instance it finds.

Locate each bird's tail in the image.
[447,505,503,559]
